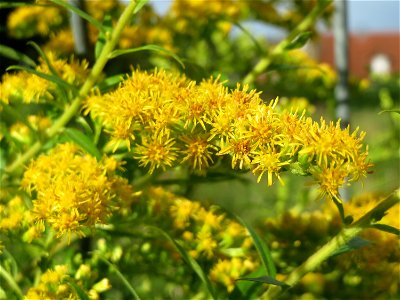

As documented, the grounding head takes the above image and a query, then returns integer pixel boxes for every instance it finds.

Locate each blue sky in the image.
[150,0,400,33]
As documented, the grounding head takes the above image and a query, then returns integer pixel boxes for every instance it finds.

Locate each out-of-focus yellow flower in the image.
[7,4,65,38]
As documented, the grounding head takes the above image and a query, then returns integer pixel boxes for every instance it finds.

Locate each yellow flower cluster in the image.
[85,69,371,199]
[7,2,66,38]
[210,257,258,293]
[0,52,89,104]
[24,264,111,300]
[145,187,258,292]
[0,196,29,232]
[169,0,243,34]
[21,143,128,239]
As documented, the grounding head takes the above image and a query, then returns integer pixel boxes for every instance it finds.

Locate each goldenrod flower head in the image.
[21,143,122,240]
[195,229,218,258]
[85,69,371,197]
[251,146,290,186]
[180,134,216,172]
[210,257,258,292]
[134,130,178,174]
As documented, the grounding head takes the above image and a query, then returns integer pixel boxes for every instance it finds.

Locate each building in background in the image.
[319,32,400,78]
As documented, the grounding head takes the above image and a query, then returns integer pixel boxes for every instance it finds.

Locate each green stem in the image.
[243,0,332,85]
[262,190,400,299]
[5,0,139,174]
[0,264,23,299]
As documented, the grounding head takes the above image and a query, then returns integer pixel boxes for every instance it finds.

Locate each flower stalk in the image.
[243,0,332,85]
[262,189,400,299]
[5,0,139,174]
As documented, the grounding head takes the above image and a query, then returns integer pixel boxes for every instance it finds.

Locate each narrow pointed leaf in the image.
[65,279,90,300]
[148,226,217,300]
[234,215,276,277]
[6,65,77,93]
[285,31,312,50]
[0,44,36,67]
[134,0,149,13]
[96,74,125,93]
[27,41,59,77]
[95,15,113,60]
[49,0,103,32]
[378,109,400,115]
[236,276,290,288]
[330,236,371,257]
[109,45,185,69]
[368,223,400,236]
[96,255,141,300]
[63,128,102,160]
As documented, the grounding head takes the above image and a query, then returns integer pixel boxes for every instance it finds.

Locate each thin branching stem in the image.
[243,0,332,85]
[5,0,140,174]
[262,190,400,299]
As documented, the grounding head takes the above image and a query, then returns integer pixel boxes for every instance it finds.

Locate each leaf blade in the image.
[109,45,185,69]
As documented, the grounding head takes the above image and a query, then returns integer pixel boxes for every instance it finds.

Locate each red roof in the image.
[319,32,400,78]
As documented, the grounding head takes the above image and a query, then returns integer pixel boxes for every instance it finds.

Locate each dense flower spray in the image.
[85,69,372,200]
[21,143,130,239]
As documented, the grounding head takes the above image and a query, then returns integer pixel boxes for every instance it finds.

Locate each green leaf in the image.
[236,276,290,288]
[6,65,77,94]
[96,74,126,93]
[378,109,400,115]
[65,278,90,300]
[234,215,276,278]
[95,15,113,60]
[134,0,149,13]
[49,0,104,32]
[0,2,30,8]
[96,255,142,300]
[148,226,218,300]
[368,223,400,236]
[27,41,60,77]
[109,45,185,69]
[285,31,312,50]
[0,44,36,67]
[63,128,102,160]
[330,236,371,257]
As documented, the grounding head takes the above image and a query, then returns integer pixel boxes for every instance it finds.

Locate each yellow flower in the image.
[21,143,123,239]
[251,146,290,186]
[196,230,218,258]
[180,135,216,171]
[134,131,178,174]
